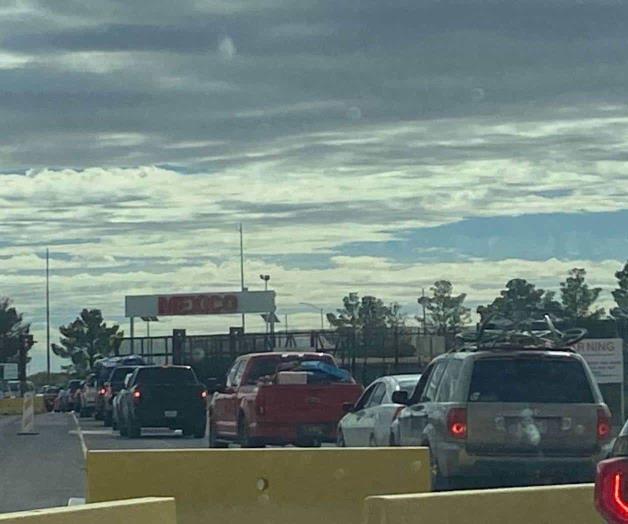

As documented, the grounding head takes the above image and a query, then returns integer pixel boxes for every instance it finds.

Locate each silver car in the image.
[337,374,421,447]
[391,348,612,490]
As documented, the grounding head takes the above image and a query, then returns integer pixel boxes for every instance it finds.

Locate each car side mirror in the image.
[342,402,355,414]
[206,378,224,394]
[391,390,409,405]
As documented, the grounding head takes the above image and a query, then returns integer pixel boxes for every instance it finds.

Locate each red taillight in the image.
[595,458,628,524]
[98,388,106,396]
[201,390,208,399]
[132,390,141,403]
[447,408,467,440]
[598,407,612,441]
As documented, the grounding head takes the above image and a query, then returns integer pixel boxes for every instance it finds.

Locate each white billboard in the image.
[0,363,18,380]
[573,338,624,385]
[125,290,275,318]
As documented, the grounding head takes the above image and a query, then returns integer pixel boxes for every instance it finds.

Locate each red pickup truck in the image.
[208,352,363,447]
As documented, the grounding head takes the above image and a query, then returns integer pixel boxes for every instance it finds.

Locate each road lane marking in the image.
[71,412,88,458]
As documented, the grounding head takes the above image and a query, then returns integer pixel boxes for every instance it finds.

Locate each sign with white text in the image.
[125,291,275,317]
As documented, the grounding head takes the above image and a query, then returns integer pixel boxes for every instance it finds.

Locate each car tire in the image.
[112,416,118,431]
[127,417,141,439]
[208,417,228,448]
[337,430,346,447]
[369,434,376,447]
[103,412,112,427]
[238,416,263,448]
[296,438,322,448]
[193,420,207,439]
[389,432,396,446]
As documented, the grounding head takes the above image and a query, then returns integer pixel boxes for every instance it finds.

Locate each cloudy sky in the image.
[1,0,627,372]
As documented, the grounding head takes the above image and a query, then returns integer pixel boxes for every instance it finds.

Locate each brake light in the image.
[598,407,612,441]
[447,408,467,440]
[595,458,628,524]
[99,388,106,396]
[132,390,141,404]
[201,390,208,399]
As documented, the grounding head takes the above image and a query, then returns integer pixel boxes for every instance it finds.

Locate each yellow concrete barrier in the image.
[87,448,431,524]
[363,483,604,524]
[0,497,176,524]
[0,396,46,416]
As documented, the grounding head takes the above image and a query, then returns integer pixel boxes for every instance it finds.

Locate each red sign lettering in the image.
[157,294,239,316]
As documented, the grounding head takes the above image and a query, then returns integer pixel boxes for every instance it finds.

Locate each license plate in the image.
[164,410,178,418]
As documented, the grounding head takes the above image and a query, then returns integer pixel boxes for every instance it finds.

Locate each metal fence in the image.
[117,328,447,385]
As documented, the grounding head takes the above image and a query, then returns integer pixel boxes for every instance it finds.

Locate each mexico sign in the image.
[125,291,275,318]
[573,338,624,385]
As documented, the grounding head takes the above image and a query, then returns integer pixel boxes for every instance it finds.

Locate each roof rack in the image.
[452,314,587,353]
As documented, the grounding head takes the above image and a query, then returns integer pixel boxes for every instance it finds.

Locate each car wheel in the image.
[369,434,377,447]
[337,430,346,447]
[103,411,112,427]
[112,416,118,431]
[193,420,207,439]
[127,417,141,439]
[389,432,396,446]
[208,417,228,448]
[238,416,262,448]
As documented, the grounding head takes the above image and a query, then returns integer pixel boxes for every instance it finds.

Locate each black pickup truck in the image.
[116,365,208,438]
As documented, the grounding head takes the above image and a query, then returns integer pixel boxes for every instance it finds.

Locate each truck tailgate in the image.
[257,384,362,424]
[140,384,203,411]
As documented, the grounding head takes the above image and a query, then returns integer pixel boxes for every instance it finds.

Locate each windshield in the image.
[468,358,595,404]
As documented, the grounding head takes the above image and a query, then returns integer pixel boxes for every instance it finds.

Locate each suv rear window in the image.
[136,367,198,385]
[468,357,594,404]
[109,366,137,384]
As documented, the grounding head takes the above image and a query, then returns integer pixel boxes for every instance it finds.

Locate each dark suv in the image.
[391,324,612,490]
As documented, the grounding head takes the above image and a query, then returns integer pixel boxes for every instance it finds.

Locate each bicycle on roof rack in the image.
[454,314,588,352]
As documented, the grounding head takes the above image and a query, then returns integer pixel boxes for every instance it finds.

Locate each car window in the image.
[354,383,377,411]
[365,382,387,408]
[135,367,198,385]
[110,367,138,384]
[233,360,248,387]
[435,360,463,402]
[398,378,421,396]
[468,357,594,403]
[420,360,448,402]
[226,360,243,388]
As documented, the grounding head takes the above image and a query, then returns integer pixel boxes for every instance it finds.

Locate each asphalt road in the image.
[1,411,337,515]
[0,413,84,513]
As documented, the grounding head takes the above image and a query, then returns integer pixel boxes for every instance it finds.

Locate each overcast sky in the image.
[1,0,627,372]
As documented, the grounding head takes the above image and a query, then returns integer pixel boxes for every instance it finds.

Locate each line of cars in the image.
[337,331,615,491]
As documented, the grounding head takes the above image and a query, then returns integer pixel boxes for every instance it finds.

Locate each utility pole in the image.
[239,223,245,332]
[421,288,427,335]
[46,248,51,382]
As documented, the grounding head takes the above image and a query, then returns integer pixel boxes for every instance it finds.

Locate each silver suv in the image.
[391,344,612,489]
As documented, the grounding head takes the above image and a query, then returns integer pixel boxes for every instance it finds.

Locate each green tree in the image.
[418,280,470,335]
[52,309,123,375]
[560,268,604,321]
[0,298,31,363]
[477,278,557,325]
[327,293,396,331]
[611,261,628,319]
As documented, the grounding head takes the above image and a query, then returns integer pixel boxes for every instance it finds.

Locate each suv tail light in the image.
[201,390,208,400]
[595,458,628,524]
[98,388,106,396]
[447,408,467,440]
[132,389,142,404]
[598,407,612,441]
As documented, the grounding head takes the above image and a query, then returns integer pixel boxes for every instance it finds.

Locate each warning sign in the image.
[573,338,624,384]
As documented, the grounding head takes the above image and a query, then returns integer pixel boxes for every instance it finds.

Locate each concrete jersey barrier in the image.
[87,447,431,524]
[0,396,45,416]
[363,483,604,524]
[0,497,176,524]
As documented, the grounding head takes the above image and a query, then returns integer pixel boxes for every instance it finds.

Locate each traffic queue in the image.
[45,319,624,514]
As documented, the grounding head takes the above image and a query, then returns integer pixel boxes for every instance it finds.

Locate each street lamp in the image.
[300,302,325,330]
[140,316,159,337]
[259,274,270,291]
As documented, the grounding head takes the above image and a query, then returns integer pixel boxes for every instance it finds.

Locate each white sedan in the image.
[337,374,421,447]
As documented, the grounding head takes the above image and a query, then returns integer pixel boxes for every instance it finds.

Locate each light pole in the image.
[300,302,325,330]
[260,275,271,336]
